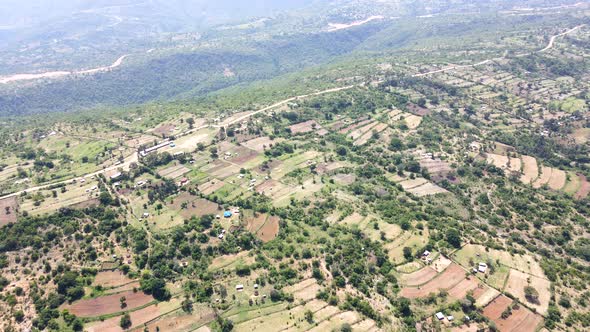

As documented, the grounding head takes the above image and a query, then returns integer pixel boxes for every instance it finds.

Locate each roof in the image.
[224,211,233,217]
[435,312,444,320]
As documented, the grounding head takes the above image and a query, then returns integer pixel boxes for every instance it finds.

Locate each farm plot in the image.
[399,263,466,298]
[338,119,372,134]
[158,164,190,179]
[198,179,226,195]
[20,181,99,215]
[0,196,18,226]
[418,157,452,179]
[241,136,282,153]
[348,121,378,140]
[546,168,566,190]
[504,269,551,315]
[273,178,324,207]
[483,295,543,332]
[205,161,241,179]
[399,177,429,190]
[289,120,323,134]
[404,115,422,129]
[64,290,154,318]
[399,267,438,286]
[256,215,280,242]
[124,135,157,148]
[406,182,448,197]
[386,229,429,264]
[85,299,181,332]
[92,271,135,289]
[168,193,220,219]
[172,128,217,152]
[533,166,552,188]
[575,175,590,199]
[453,244,545,278]
[142,307,215,332]
[227,146,260,165]
[354,122,388,146]
[520,156,538,184]
[331,173,356,185]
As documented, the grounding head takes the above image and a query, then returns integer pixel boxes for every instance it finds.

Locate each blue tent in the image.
[224,211,233,218]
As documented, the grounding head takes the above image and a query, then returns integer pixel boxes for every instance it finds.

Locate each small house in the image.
[224,211,233,218]
[422,250,430,257]
[236,284,244,291]
[253,284,259,289]
[143,212,150,218]
[447,315,454,321]
[478,262,488,273]
[435,312,444,320]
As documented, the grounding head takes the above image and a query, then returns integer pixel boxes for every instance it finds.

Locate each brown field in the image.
[418,157,452,178]
[257,215,280,242]
[400,267,438,286]
[228,146,260,165]
[64,290,154,317]
[86,299,180,332]
[92,271,135,289]
[169,193,220,219]
[520,156,538,184]
[572,127,590,144]
[533,166,552,188]
[153,124,176,137]
[475,287,501,307]
[400,263,466,298]
[483,295,543,332]
[0,196,18,226]
[206,161,241,179]
[144,311,214,332]
[158,164,190,179]
[198,179,226,195]
[69,198,100,209]
[245,212,267,233]
[125,135,157,148]
[255,179,281,195]
[241,136,281,152]
[575,175,590,199]
[447,278,481,300]
[547,168,566,190]
[289,120,322,134]
[504,269,551,315]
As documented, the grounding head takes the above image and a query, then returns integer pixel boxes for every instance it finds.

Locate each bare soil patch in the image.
[483,295,543,332]
[198,179,226,195]
[575,174,590,199]
[520,156,538,184]
[332,173,356,185]
[158,164,190,179]
[92,271,135,289]
[400,267,438,286]
[241,136,280,153]
[504,269,550,315]
[168,193,220,219]
[257,215,280,242]
[407,103,431,116]
[289,120,322,134]
[547,168,566,190]
[405,115,422,129]
[400,263,465,298]
[0,196,18,226]
[533,166,552,188]
[64,290,153,317]
[447,278,480,300]
[153,124,176,137]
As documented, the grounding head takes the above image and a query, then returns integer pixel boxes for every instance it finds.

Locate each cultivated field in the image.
[399,263,466,298]
[504,269,551,315]
[0,196,18,226]
[483,295,543,332]
[64,290,154,318]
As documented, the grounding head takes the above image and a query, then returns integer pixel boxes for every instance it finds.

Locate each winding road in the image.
[0,55,129,84]
[414,24,585,77]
